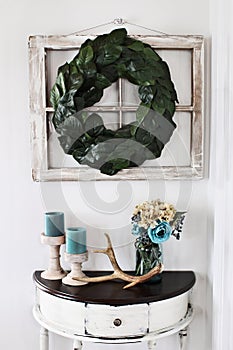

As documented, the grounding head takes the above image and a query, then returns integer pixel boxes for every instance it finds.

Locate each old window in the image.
[29,34,204,181]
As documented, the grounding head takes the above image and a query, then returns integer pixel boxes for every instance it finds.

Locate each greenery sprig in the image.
[50,28,178,175]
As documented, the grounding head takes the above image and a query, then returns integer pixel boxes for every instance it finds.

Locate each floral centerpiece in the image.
[131,199,186,280]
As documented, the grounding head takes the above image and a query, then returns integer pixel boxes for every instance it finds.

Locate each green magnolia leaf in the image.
[108,28,127,45]
[76,45,94,66]
[152,101,166,115]
[117,63,127,77]
[92,34,108,51]
[82,86,103,108]
[59,90,76,109]
[147,137,164,158]
[57,115,84,139]
[143,47,161,62]
[106,139,151,169]
[138,85,155,104]
[136,103,150,120]
[124,52,145,72]
[79,141,115,166]
[127,69,155,86]
[69,73,84,91]
[150,63,166,79]
[161,61,171,79]
[126,60,140,73]
[115,124,132,138]
[100,159,130,175]
[99,64,118,83]
[135,126,154,145]
[157,78,175,92]
[69,61,79,75]
[56,72,66,96]
[165,100,176,116]
[50,84,61,110]
[58,135,76,154]
[153,92,166,108]
[95,73,111,89]
[52,103,73,128]
[158,86,172,99]
[97,44,122,66]
[79,62,97,78]
[84,113,105,137]
[58,62,70,78]
[74,96,85,112]
[109,139,136,158]
[128,41,144,52]
[71,139,88,159]
[95,129,115,143]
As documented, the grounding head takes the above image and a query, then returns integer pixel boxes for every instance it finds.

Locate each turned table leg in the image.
[147,340,157,349]
[179,328,188,350]
[40,327,49,350]
[73,339,83,350]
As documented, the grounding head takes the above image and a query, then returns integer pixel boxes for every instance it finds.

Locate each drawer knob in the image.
[113,318,122,327]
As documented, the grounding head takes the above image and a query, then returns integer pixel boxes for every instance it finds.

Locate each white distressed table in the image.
[33,271,195,350]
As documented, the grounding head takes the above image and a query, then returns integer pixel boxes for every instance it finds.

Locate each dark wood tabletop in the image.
[33,270,195,306]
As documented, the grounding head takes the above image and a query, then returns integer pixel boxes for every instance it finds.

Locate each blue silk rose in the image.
[148,221,172,243]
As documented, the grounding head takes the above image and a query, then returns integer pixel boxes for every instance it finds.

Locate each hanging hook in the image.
[113,18,125,25]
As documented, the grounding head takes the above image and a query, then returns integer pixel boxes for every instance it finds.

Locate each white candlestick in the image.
[62,252,88,286]
[41,233,67,280]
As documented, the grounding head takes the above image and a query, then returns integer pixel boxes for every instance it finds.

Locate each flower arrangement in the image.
[131,199,186,278]
[131,199,185,243]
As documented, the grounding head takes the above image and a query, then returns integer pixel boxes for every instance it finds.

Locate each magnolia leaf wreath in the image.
[50,28,178,176]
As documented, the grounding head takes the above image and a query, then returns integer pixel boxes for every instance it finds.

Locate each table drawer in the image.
[85,303,148,338]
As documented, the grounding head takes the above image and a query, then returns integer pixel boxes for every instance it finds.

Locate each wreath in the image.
[50,28,178,176]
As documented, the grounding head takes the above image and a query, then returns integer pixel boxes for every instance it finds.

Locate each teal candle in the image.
[45,212,64,237]
[66,227,87,254]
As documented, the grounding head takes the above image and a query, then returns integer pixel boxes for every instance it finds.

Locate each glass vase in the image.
[134,231,162,283]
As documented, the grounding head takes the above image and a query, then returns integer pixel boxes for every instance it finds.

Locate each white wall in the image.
[0,1,211,349]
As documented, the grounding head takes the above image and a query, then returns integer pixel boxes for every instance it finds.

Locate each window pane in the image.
[142,112,191,167]
[156,49,192,106]
[47,112,119,168]
[122,80,140,107]
[46,49,78,106]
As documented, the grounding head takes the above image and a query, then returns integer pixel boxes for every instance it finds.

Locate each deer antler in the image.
[72,233,163,289]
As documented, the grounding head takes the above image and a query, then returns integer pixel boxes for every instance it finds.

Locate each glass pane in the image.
[46,49,119,107]
[48,110,191,169]
[46,48,78,105]
[99,111,119,130]
[142,112,191,167]
[122,111,137,124]
[156,49,192,106]
[122,80,140,107]
[47,112,119,169]
[94,83,118,106]
[46,112,80,168]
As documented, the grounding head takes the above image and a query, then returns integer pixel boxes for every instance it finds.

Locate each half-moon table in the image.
[33,270,195,350]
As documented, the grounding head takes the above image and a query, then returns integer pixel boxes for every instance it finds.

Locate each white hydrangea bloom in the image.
[133,199,176,229]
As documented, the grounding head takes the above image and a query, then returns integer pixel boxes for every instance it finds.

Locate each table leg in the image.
[73,339,83,350]
[147,340,157,349]
[179,328,188,350]
[40,327,49,350]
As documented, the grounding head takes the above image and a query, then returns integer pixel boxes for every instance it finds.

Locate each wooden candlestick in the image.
[41,233,67,280]
[62,251,88,286]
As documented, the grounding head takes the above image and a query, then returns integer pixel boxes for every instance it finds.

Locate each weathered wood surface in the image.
[40,234,67,280]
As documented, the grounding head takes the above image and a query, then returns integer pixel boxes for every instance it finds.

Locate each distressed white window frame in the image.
[28,34,204,181]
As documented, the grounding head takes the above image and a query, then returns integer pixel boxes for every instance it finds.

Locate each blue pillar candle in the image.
[66,227,87,254]
[45,212,65,237]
